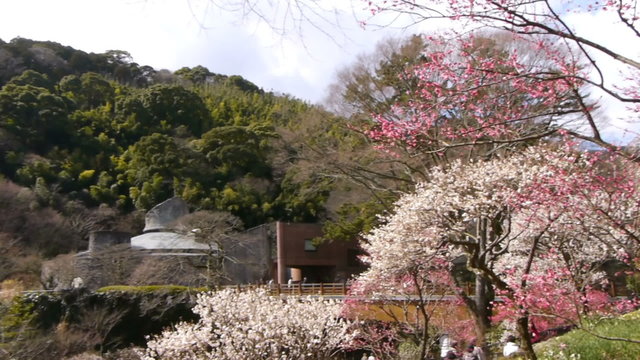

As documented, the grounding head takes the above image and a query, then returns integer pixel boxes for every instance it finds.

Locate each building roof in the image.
[142,197,189,233]
[131,231,212,251]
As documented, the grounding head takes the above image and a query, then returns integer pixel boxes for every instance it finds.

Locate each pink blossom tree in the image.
[491,148,640,351]
[355,146,541,354]
[364,0,640,156]
[492,253,639,345]
[365,33,582,157]
[348,252,459,359]
[354,3,640,357]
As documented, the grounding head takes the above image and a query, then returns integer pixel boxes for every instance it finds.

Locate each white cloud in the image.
[562,8,640,143]
[0,0,421,102]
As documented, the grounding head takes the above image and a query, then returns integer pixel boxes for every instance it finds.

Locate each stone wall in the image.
[88,231,131,252]
[223,223,274,284]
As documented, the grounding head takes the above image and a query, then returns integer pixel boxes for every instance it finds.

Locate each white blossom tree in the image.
[356,144,640,358]
[139,288,354,360]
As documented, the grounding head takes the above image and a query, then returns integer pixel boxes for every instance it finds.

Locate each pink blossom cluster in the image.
[493,258,639,333]
[366,34,581,151]
[363,0,640,156]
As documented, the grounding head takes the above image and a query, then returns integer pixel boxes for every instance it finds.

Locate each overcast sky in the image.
[0,0,636,142]
[0,0,413,104]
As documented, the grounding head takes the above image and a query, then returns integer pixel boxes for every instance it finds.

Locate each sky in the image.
[0,0,637,143]
[0,0,411,104]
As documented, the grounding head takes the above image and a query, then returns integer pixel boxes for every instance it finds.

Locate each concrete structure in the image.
[224,224,273,284]
[142,197,189,232]
[132,197,210,251]
[131,232,210,251]
[88,231,131,252]
[43,198,366,289]
[275,222,366,284]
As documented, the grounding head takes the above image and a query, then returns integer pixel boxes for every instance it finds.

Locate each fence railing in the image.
[220,282,478,297]
[15,281,633,298]
[221,283,351,296]
[220,281,635,298]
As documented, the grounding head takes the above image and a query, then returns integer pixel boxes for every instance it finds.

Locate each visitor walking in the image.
[503,335,522,357]
[462,344,482,360]
[465,339,486,360]
[440,335,458,359]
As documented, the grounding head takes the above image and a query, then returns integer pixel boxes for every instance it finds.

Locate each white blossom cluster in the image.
[359,145,640,293]
[360,147,540,287]
[140,288,353,360]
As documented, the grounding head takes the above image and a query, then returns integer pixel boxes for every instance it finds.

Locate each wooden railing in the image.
[222,283,351,296]
[220,282,478,297]
[273,282,350,296]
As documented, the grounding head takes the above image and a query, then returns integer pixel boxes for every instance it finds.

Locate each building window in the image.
[304,239,317,252]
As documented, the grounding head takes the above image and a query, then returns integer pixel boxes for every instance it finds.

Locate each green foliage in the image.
[77,169,95,183]
[175,65,217,85]
[8,70,54,91]
[200,83,308,127]
[61,72,115,109]
[626,272,640,295]
[115,84,211,140]
[197,124,275,180]
[209,182,274,226]
[88,171,119,205]
[115,133,197,209]
[15,159,58,186]
[274,170,333,223]
[536,312,640,359]
[398,340,421,360]
[117,133,186,185]
[321,197,395,243]
[224,75,262,93]
[0,295,37,341]
[0,82,72,152]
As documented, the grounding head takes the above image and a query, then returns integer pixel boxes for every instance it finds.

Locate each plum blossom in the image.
[140,288,354,360]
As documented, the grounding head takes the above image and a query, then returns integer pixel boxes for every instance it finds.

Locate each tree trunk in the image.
[419,313,429,360]
[473,275,493,344]
[516,316,537,360]
[456,274,493,349]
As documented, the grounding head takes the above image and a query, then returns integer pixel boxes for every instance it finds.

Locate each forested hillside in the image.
[0,37,391,288]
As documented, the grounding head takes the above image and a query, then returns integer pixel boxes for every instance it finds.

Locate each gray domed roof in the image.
[143,197,189,233]
[131,231,212,250]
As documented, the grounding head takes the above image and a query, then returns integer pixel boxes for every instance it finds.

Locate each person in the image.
[445,350,459,359]
[467,339,486,360]
[440,335,456,359]
[503,335,521,357]
[461,344,478,360]
[367,354,376,360]
[70,277,84,289]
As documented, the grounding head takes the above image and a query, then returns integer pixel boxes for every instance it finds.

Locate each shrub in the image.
[140,288,354,360]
